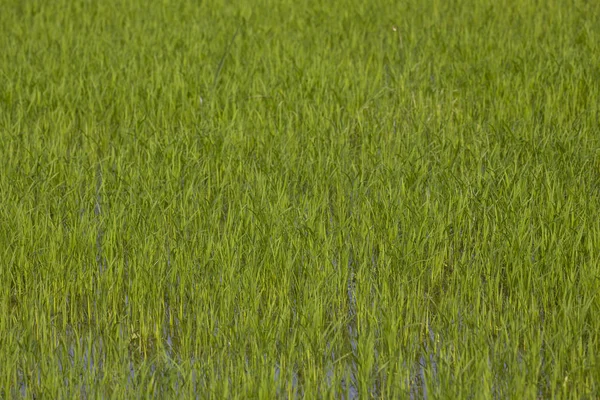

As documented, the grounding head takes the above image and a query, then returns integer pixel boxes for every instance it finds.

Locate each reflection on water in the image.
[15,326,442,398]
[15,267,444,398]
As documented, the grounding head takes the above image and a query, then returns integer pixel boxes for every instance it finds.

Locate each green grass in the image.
[1,0,600,398]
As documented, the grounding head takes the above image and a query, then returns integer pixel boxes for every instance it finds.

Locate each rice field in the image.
[1,0,600,398]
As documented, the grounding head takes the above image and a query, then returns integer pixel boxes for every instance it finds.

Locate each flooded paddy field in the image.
[2,0,600,397]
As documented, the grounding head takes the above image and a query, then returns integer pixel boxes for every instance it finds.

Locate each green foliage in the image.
[1,0,599,397]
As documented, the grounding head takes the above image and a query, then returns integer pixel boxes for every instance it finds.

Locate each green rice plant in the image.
[1,0,599,398]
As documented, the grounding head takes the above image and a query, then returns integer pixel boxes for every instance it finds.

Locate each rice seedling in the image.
[1,0,599,397]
